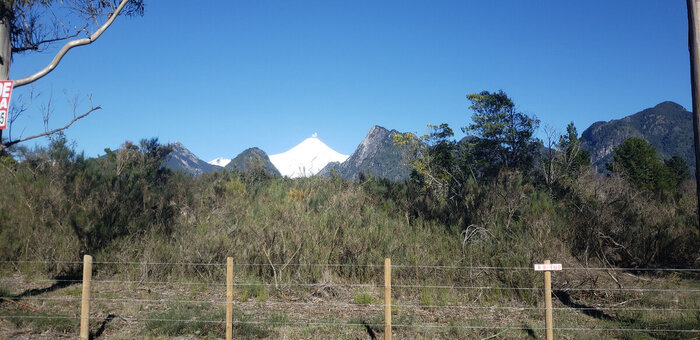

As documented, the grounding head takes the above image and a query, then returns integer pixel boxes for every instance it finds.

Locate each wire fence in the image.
[0,258,698,338]
[3,259,700,271]
[6,295,700,313]
[2,277,698,293]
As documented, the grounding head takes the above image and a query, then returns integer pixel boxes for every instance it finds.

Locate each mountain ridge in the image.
[580,101,693,171]
[160,142,221,176]
[318,125,411,181]
[162,100,692,180]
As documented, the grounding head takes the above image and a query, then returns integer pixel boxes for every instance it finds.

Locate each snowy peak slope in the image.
[208,157,231,167]
[269,134,349,178]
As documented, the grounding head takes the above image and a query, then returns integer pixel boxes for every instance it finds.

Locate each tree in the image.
[607,137,674,192]
[663,155,690,185]
[540,122,591,191]
[422,123,457,181]
[0,0,144,152]
[559,122,591,171]
[540,122,590,189]
[462,90,540,178]
[394,123,457,194]
[393,123,471,225]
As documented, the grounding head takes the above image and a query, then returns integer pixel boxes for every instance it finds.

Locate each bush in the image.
[2,135,697,292]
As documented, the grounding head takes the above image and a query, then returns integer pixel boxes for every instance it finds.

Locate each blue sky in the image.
[7,0,691,161]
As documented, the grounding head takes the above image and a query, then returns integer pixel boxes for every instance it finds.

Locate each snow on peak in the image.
[208,157,231,167]
[269,136,348,178]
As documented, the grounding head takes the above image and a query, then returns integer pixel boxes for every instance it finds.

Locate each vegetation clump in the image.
[0,91,698,338]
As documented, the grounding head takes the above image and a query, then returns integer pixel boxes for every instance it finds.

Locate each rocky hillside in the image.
[318,125,410,181]
[580,101,693,171]
[160,142,221,176]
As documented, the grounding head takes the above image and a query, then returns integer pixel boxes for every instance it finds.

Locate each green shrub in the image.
[353,292,378,305]
[4,310,77,333]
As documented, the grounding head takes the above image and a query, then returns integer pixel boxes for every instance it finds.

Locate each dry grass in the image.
[0,269,698,339]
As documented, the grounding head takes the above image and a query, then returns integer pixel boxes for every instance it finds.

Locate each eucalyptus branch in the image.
[12,23,88,53]
[13,0,131,88]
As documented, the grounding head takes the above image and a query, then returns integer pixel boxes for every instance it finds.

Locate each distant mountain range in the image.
[160,101,695,179]
[580,101,694,171]
[160,126,413,180]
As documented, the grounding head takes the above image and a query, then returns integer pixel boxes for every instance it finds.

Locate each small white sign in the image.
[534,263,562,271]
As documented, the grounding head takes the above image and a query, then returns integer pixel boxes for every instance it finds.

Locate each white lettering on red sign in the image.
[0,80,14,130]
[534,263,562,271]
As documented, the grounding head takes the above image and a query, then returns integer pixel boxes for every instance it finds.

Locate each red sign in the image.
[534,263,562,271]
[0,80,13,130]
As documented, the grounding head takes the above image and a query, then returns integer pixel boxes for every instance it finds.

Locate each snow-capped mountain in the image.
[208,157,231,167]
[269,134,349,178]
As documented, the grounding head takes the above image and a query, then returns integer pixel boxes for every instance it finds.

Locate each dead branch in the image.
[611,297,641,306]
[279,243,302,274]
[606,270,622,289]
[262,247,278,288]
[13,0,132,88]
[624,272,651,281]
[478,330,507,340]
[461,224,493,249]
[597,231,638,264]
[0,160,18,179]
[6,87,37,141]
[0,105,101,151]
[0,297,40,312]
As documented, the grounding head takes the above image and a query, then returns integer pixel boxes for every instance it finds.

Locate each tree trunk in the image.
[0,1,11,80]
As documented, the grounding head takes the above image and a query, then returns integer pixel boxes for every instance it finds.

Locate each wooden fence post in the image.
[80,254,92,340]
[544,259,553,340]
[384,258,391,340]
[226,257,233,340]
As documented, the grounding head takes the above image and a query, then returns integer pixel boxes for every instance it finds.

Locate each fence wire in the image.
[2,277,698,294]
[4,295,700,313]
[1,258,699,337]
[2,260,699,272]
